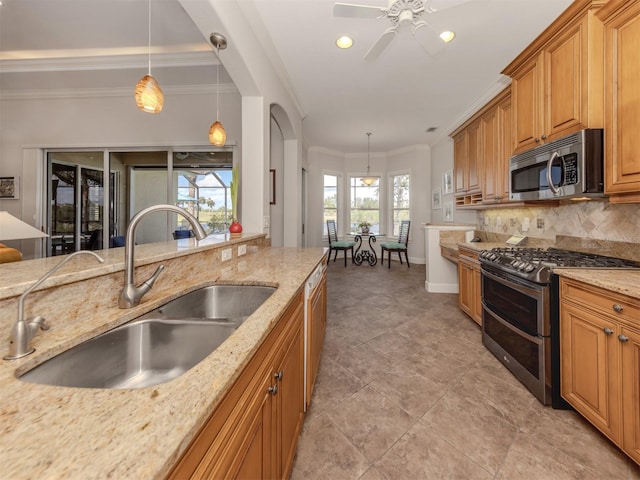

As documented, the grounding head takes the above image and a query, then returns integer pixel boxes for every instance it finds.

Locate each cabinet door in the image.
[602,1,640,197]
[466,119,482,194]
[621,325,640,464]
[481,108,499,202]
[560,302,622,444]
[472,265,482,326]
[276,302,305,480]
[306,274,327,407]
[226,381,275,480]
[499,96,512,201]
[511,54,542,153]
[544,20,585,139]
[458,260,474,318]
[453,131,468,196]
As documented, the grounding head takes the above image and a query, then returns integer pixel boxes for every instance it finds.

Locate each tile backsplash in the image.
[478,201,640,244]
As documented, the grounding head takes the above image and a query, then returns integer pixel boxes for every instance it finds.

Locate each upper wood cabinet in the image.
[503,0,606,154]
[450,87,511,207]
[597,0,640,203]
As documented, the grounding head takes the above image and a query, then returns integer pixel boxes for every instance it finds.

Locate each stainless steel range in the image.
[479,247,640,406]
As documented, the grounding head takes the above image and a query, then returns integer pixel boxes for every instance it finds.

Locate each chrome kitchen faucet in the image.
[118,204,207,309]
[4,250,105,360]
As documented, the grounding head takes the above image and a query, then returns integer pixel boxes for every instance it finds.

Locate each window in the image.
[323,174,338,235]
[175,168,233,234]
[349,176,380,233]
[390,173,410,236]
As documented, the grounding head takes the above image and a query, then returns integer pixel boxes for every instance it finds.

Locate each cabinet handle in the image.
[618,335,629,343]
[535,138,540,143]
[612,304,624,313]
[274,371,283,381]
[603,327,614,336]
[268,385,278,395]
[541,134,547,140]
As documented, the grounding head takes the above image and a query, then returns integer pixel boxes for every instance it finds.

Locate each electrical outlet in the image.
[221,248,232,262]
[496,216,502,226]
[263,216,270,228]
[238,244,246,256]
[522,217,530,232]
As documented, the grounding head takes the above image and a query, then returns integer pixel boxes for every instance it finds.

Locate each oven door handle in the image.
[482,304,544,342]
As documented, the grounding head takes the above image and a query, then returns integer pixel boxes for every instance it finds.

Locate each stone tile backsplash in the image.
[477,201,640,244]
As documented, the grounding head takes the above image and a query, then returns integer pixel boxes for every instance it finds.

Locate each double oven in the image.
[479,247,640,407]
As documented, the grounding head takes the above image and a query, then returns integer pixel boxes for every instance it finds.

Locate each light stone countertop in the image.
[0,244,327,479]
[553,268,640,300]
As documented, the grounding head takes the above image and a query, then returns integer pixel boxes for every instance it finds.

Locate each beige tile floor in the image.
[290,260,640,480]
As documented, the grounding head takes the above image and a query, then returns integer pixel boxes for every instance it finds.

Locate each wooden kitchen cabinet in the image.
[597,0,640,203]
[452,118,482,202]
[169,291,306,479]
[560,277,640,465]
[481,89,512,204]
[503,0,605,154]
[306,265,327,409]
[457,246,481,326]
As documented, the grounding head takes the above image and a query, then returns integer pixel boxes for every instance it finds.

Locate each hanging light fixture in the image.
[209,32,228,146]
[134,0,164,114]
[361,132,377,186]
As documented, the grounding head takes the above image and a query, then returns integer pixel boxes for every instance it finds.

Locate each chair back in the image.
[398,220,410,246]
[326,220,339,244]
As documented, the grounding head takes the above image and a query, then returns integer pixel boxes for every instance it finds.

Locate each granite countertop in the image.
[0,245,327,479]
[553,268,640,300]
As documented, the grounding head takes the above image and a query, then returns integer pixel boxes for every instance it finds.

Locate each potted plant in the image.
[358,221,371,234]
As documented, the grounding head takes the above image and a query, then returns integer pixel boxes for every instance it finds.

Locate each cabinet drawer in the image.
[561,278,640,326]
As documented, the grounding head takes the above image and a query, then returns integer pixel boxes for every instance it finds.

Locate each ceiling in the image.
[0,0,573,153]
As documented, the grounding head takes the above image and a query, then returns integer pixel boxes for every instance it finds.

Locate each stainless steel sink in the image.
[141,284,276,324]
[18,285,276,389]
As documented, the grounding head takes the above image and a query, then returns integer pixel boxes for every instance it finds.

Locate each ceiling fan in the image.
[334,0,470,61]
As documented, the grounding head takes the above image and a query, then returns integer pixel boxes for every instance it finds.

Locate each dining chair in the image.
[380,220,410,268]
[326,220,355,267]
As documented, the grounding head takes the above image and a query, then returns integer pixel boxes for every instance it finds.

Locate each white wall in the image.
[269,116,284,246]
[430,137,477,226]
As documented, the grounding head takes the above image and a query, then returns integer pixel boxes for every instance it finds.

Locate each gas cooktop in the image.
[479,247,640,284]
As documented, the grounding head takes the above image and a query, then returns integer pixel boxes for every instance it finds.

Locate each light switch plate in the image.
[238,244,246,256]
[221,248,232,261]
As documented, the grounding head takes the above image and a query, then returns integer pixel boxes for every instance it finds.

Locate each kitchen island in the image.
[0,235,327,479]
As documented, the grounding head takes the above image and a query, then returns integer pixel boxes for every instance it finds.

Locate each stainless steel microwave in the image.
[509,129,604,201]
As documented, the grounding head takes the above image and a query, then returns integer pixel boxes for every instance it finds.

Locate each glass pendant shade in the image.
[361,175,377,186]
[209,120,227,146]
[134,74,164,114]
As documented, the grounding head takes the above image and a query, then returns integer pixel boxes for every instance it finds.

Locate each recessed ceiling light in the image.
[336,35,354,49]
[440,31,455,43]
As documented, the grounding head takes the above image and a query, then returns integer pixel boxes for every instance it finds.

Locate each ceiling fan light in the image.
[134,74,164,114]
[440,30,455,43]
[209,120,226,146]
[336,35,354,49]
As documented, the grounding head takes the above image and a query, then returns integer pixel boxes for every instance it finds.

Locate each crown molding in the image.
[0,50,217,73]
[0,83,238,101]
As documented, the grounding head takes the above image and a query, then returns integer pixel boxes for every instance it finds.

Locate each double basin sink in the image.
[19,285,276,389]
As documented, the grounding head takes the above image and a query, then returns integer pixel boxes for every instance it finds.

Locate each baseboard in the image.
[425,281,459,293]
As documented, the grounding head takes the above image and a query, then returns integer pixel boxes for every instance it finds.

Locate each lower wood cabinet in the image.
[168,291,306,479]
[306,265,327,409]
[560,277,640,465]
[458,246,482,326]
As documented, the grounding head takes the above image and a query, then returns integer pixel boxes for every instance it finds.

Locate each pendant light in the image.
[134,0,164,114]
[361,132,377,186]
[209,33,228,146]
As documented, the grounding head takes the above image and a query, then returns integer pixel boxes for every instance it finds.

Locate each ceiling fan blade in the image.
[334,2,385,19]
[413,23,446,57]
[364,27,397,61]
[424,0,472,13]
